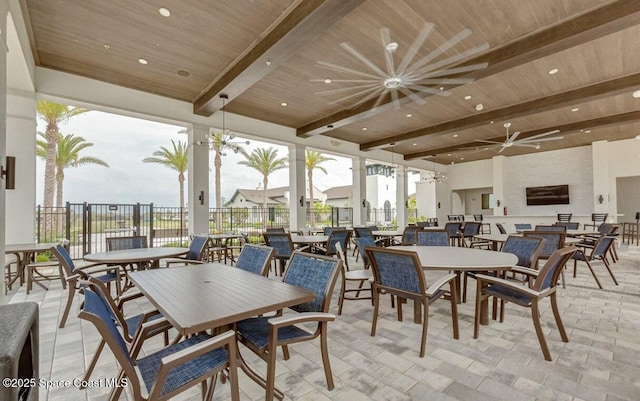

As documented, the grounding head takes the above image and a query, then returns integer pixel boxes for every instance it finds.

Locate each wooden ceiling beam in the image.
[407,110,640,159]
[193,0,364,116]
[297,0,640,138]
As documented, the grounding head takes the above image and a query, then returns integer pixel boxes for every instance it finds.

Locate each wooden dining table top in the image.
[129,263,315,336]
[83,247,189,264]
[5,242,59,254]
[387,245,517,271]
[290,234,329,244]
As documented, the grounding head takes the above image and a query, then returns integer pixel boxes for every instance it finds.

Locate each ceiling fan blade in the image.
[509,131,522,142]
[340,42,388,77]
[349,86,386,109]
[422,62,489,79]
[414,42,490,76]
[310,78,378,83]
[390,89,401,110]
[414,78,474,85]
[519,129,561,141]
[315,83,378,96]
[520,136,565,143]
[408,28,472,73]
[397,22,435,74]
[405,84,451,97]
[380,28,396,76]
[512,143,540,149]
[316,61,380,79]
[398,87,427,105]
[327,85,382,105]
[371,88,390,110]
[474,139,504,145]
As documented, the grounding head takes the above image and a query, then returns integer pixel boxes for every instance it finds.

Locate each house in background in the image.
[225,184,325,208]
[324,185,352,208]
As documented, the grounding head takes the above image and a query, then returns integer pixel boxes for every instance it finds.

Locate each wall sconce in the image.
[198,190,204,205]
[362,198,367,208]
[1,156,15,190]
[299,196,304,207]
[437,202,441,209]
[597,194,604,204]
[496,200,501,207]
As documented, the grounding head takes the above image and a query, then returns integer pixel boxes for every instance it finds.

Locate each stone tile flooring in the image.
[6,243,640,401]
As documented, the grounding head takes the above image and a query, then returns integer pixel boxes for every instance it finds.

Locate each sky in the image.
[35,110,359,206]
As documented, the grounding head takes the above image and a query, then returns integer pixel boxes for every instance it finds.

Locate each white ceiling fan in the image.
[469,123,563,153]
[312,23,489,110]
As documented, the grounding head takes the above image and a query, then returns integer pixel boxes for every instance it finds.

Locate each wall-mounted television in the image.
[525,185,570,205]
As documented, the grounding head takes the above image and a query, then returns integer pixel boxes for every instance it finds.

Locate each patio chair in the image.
[392,226,420,246]
[337,239,374,315]
[310,229,351,258]
[265,227,286,233]
[236,251,341,400]
[79,288,240,401]
[444,222,462,246]
[535,225,567,232]
[164,235,209,267]
[234,244,275,276]
[366,246,459,357]
[352,226,383,260]
[106,235,149,271]
[323,226,345,235]
[263,232,295,276]
[416,230,450,246]
[572,235,618,287]
[496,223,508,234]
[515,223,532,231]
[4,254,18,294]
[557,213,573,223]
[473,246,578,361]
[26,240,69,294]
[79,276,172,386]
[584,213,608,231]
[554,222,580,230]
[51,244,123,328]
[523,230,568,287]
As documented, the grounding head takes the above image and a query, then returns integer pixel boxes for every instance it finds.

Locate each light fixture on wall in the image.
[362,198,367,208]
[299,196,305,207]
[197,94,250,153]
[597,194,604,204]
[496,200,501,207]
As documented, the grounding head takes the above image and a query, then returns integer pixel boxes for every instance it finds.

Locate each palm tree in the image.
[36,100,89,210]
[210,131,247,232]
[143,140,189,229]
[306,150,335,227]
[238,147,287,227]
[36,132,109,207]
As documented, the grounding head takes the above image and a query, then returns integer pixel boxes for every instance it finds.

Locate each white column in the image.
[1,0,9,303]
[591,140,611,216]
[288,144,306,230]
[351,156,366,226]
[492,155,507,216]
[395,167,407,228]
[187,124,210,235]
[415,179,436,219]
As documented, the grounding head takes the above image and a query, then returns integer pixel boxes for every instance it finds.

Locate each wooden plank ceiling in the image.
[20,0,640,165]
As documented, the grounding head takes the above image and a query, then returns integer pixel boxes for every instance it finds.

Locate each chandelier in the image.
[424,162,447,184]
[196,94,249,154]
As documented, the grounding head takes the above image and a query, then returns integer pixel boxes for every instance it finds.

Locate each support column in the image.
[415,179,436,219]
[1,0,9,303]
[351,156,366,226]
[395,167,407,228]
[187,124,210,235]
[288,144,306,230]
[492,155,507,216]
[591,140,611,216]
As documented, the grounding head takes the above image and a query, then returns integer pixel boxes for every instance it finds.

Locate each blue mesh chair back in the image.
[283,252,341,313]
[106,235,148,251]
[462,222,481,236]
[366,247,424,295]
[473,214,483,222]
[326,230,351,254]
[368,225,379,231]
[535,225,566,232]
[496,223,507,234]
[444,222,462,238]
[354,227,374,238]
[523,231,565,259]
[54,244,77,273]
[554,222,580,230]
[534,246,577,291]
[401,227,420,245]
[235,244,275,276]
[82,289,132,364]
[417,230,450,246]
[501,236,544,268]
[592,236,615,258]
[323,226,345,236]
[355,236,377,267]
[186,236,209,260]
[515,224,532,231]
[263,233,294,259]
[266,227,286,233]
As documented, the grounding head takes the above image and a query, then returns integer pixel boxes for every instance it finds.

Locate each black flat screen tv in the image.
[525,185,570,206]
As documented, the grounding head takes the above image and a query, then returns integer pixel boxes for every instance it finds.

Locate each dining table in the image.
[83,247,189,269]
[290,234,329,246]
[129,263,315,400]
[388,245,517,325]
[5,242,59,287]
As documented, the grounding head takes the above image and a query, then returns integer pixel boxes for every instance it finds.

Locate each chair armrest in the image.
[79,264,121,275]
[116,289,145,308]
[425,273,457,297]
[474,273,541,298]
[510,266,539,277]
[268,312,336,329]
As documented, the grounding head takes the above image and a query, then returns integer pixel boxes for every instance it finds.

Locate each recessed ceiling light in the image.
[633,90,640,98]
[490,121,494,124]
[103,44,110,50]
[158,7,171,17]
[475,103,483,111]
[281,102,288,107]
[585,130,591,133]
[386,42,398,53]
[439,86,445,91]
[571,107,579,112]
[138,58,148,65]
[324,78,332,84]
[412,143,417,146]
[453,134,459,138]
[406,114,412,118]
[177,70,190,77]
[362,127,367,131]
[460,157,464,160]
[265,60,272,66]
[447,153,452,156]
[464,95,472,100]
[548,68,559,75]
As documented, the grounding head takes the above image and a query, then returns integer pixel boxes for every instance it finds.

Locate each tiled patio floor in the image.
[6,243,640,401]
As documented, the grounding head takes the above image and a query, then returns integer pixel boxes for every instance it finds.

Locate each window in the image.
[384,200,391,221]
